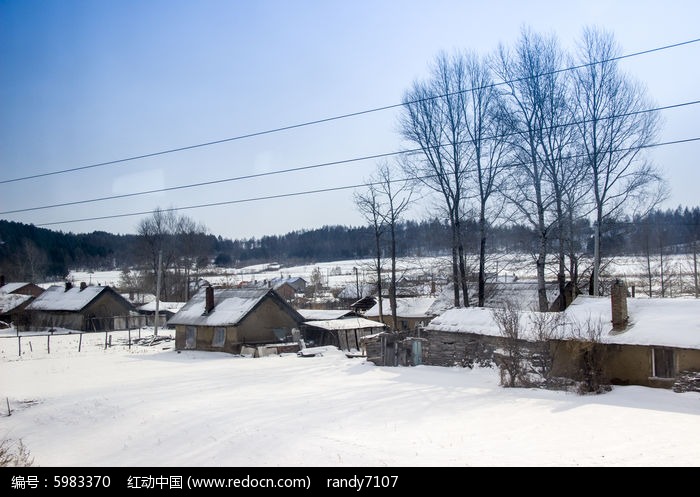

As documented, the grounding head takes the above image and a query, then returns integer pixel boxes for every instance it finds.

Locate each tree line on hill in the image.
[1,206,698,285]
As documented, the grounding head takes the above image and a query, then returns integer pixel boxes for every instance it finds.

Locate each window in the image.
[652,348,675,378]
[212,327,226,347]
[185,326,196,349]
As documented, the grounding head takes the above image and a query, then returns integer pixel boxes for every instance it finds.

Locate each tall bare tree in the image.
[459,51,509,306]
[399,52,472,308]
[534,47,581,310]
[354,176,387,323]
[377,161,413,330]
[355,161,413,329]
[137,207,179,301]
[137,207,208,301]
[493,28,564,311]
[572,26,666,297]
[176,216,209,301]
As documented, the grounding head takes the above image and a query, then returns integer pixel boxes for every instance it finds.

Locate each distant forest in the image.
[1,206,699,282]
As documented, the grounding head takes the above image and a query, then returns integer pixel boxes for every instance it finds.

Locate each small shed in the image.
[297,309,358,321]
[361,331,427,367]
[301,316,387,352]
[349,296,377,315]
[364,296,441,331]
[136,300,186,327]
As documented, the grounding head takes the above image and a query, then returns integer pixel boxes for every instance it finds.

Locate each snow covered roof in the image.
[0,293,32,314]
[168,287,300,327]
[338,283,375,300]
[270,276,306,289]
[485,280,560,310]
[25,285,124,312]
[303,317,387,331]
[425,295,700,350]
[0,282,32,294]
[298,309,355,321]
[364,296,440,318]
[137,301,186,313]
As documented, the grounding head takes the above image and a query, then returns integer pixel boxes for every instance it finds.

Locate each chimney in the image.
[205,285,215,314]
[80,282,87,291]
[65,281,73,292]
[0,274,4,288]
[611,279,628,330]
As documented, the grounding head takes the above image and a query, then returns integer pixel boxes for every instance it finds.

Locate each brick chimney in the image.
[65,281,73,292]
[205,285,215,314]
[611,279,628,330]
[0,274,5,288]
[80,282,87,291]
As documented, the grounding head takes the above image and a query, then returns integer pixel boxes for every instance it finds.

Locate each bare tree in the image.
[377,161,413,330]
[136,207,208,302]
[399,52,471,308]
[354,177,387,323]
[572,26,666,297]
[176,216,209,301]
[460,51,509,306]
[355,161,413,330]
[493,27,563,311]
[16,239,47,282]
[137,207,179,301]
[530,41,580,310]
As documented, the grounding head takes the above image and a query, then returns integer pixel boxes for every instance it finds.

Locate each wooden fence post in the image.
[47,334,50,354]
[17,336,21,357]
[78,332,83,352]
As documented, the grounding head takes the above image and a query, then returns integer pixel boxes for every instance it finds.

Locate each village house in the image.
[169,286,304,355]
[0,278,45,297]
[23,282,135,332]
[418,282,700,390]
[0,280,45,328]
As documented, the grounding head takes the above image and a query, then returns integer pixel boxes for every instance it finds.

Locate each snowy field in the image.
[1,327,699,468]
[64,252,700,300]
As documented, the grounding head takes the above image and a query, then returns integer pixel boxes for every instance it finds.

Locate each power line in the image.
[2,36,699,185]
[4,100,699,216]
[32,176,434,227]
[28,134,700,228]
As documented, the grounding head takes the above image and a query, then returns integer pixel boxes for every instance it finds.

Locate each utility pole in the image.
[154,249,162,337]
[354,266,360,299]
[694,239,698,299]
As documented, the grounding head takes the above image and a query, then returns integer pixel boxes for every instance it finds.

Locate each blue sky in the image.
[1,0,699,239]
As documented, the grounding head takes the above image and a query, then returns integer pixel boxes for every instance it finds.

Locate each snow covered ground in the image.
[1,327,699,467]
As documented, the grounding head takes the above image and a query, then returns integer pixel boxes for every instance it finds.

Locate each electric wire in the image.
[4,100,698,216]
[2,36,698,185]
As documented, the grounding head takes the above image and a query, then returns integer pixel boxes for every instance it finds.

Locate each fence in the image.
[3,318,174,357]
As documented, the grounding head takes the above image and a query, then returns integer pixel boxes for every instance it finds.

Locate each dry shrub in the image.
[0,438,34,467]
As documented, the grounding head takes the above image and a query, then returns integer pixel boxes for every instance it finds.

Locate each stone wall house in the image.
[420,291,700,389]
